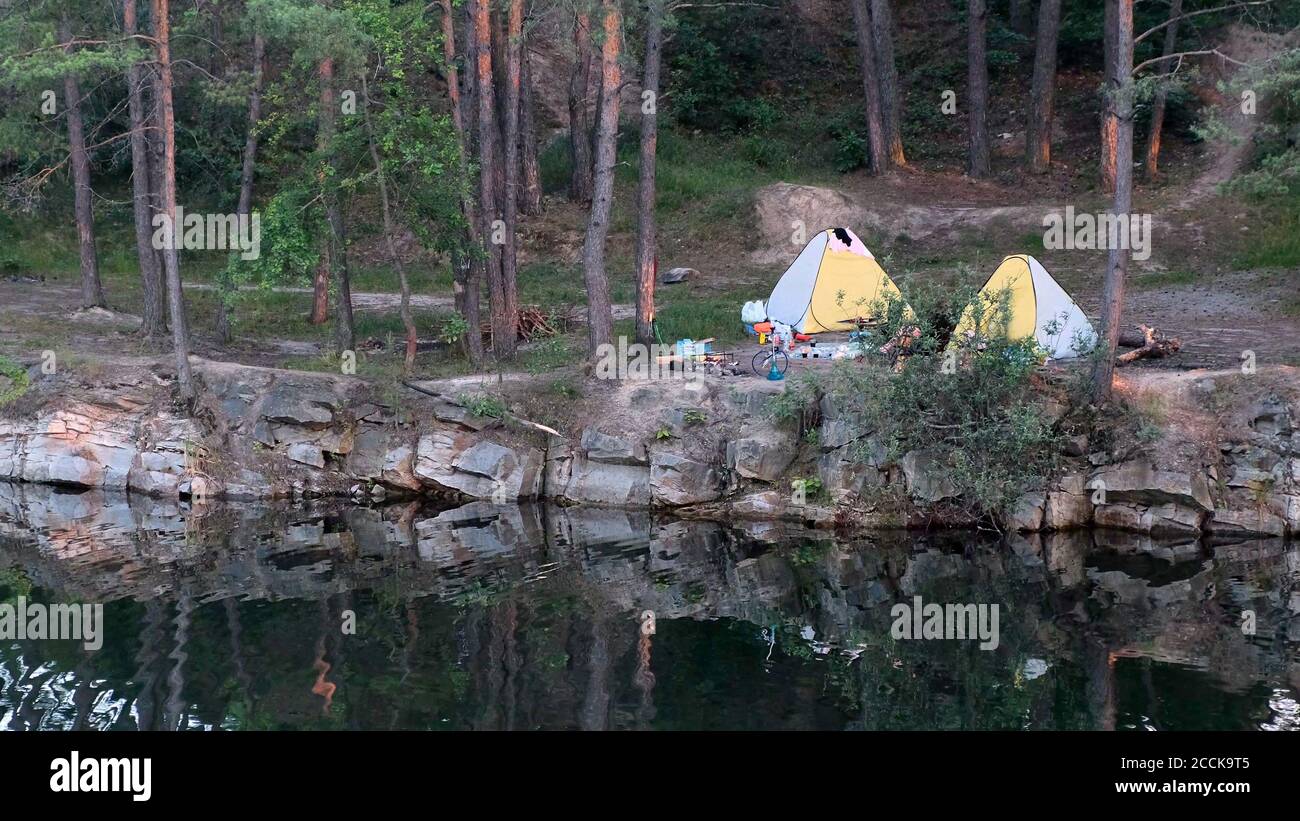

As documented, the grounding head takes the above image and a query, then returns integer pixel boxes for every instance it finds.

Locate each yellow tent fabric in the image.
[950,254,1097,360]
[766,228,910,334]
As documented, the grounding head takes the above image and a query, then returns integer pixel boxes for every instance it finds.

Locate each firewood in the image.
[1115,324,1181,365]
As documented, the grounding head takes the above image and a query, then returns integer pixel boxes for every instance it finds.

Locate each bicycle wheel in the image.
[753,349,789,377]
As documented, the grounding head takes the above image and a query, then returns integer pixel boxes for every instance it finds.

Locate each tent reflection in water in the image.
[766,227,911,334]
[949,254,1097,360]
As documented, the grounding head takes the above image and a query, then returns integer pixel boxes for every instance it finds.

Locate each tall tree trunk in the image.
[472,0,513,360]
[966,0,991,178]
[151,0,194,402]
[317,56,354,355]
[59,17,105,309]
[361,75,417,374]
[848,0,887,174]
[309,57,333,327]
[236,34,264,218]
[1091,0,1135,403]
[1100,0,1119,193]
[219,31,266,345]
[147,49,168,320]
[871,0,906,167]
[440,0,484,366]
[1009,0,1025,32]
[581,0,620,354]
[124,0,164,336]
[568,10,594,202]
[1144,0,1182,180]
[499,0,524,359]
[520,40,543,215]
[635,0,664,348]
[1025,0,1061,174]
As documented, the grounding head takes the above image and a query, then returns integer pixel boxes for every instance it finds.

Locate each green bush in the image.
[790,281,1064,520]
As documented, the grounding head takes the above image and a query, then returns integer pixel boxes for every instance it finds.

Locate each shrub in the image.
[801,281,1064,520]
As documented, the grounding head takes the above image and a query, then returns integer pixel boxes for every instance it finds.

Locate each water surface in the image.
[1,483,1297,730]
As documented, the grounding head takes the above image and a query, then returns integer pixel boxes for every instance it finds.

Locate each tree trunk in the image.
[440,0,484,366]
[848,0,887,174]
[499,0,524,359]
[151,0,194,402]
[635,0,664,348]
[124,0,164,336]
[237,34,265,218]
[871,0,906,167]
[472,0,513,360]
[581,0,620,354]
[309,57,333,327]
[1144,0,1182,180]
[1025,0,1061,174]
[966,0,991,178]
[219,31,265,345]
[59,17,105,309]
[147,49,168,321]
[1100,0,1119,194]
[568,10,594,202]
[317,56,354,355]
[520,39,543,215]
[1009,0,1025,32]
[1091,0,1135,403]
[361,75,417,374]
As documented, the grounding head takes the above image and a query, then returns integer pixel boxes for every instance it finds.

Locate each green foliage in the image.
[458,392,507,419]
[0,355,31,406]
[808,281,1065,519]
[1200,47,1300,199]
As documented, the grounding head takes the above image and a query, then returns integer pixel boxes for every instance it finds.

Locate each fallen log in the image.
[1115,324,1181,365]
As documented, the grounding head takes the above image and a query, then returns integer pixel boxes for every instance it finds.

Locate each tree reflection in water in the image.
[0,483,1297,731]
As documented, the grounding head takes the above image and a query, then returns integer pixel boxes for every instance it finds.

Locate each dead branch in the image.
[1116,325,1181,365]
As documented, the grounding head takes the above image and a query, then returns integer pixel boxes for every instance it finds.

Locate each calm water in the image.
[1,482,1297,731]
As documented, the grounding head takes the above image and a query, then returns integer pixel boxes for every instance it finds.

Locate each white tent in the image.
[766,227,909,334]
[951,254,1096,360]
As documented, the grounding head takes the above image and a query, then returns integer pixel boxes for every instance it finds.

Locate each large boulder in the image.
[1089,460,1213,511]
[415,431,543,500]
[727,424,797,482]
[1044,474,1092,530]
[580,428,648,466]
[651,450,721,506]
[258,380,338,429]
[900,450,957,503]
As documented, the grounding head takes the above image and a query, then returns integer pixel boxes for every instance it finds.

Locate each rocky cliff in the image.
[1,357,1297,539]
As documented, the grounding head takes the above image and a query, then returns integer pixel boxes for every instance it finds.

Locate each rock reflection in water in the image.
[0,482,1297,730]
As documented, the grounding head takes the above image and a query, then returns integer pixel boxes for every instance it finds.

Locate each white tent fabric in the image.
[766,231,829,329]
[1021,255,1096,359]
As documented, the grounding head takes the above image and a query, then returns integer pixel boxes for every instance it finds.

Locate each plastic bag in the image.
[741,300,767,324]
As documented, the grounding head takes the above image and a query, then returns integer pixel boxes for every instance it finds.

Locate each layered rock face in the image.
[2,360,1297,538]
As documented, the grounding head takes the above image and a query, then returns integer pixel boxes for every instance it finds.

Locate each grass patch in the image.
[1235,199,1300,269]
[1130,269,1203,289]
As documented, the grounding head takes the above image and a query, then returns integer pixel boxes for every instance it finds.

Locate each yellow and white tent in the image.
[767,227,910,334]
[950,254,1096,360]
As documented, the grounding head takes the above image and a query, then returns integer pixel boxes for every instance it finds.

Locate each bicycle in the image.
[751,334,790,377]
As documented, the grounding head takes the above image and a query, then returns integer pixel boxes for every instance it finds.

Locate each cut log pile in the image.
[1115,324,1181,365]
[480,305,559,343]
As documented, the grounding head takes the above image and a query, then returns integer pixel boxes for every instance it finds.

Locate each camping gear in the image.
[766,227,913,334]
[741,300,767,323]
[948,254,1097,360]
